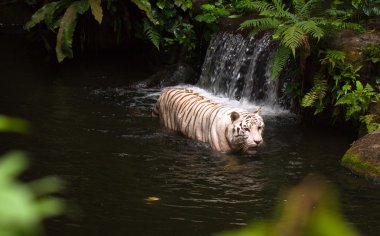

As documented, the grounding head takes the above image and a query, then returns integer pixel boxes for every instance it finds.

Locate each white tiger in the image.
[153,88,264,154]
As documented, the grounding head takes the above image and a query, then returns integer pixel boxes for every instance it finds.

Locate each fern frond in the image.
[89,0,103,24]
[242,1,275,12]
[272,0,289,17]
[270,46,291,80]
[320,49,345,67]
[325,8,352,18]
[143,20,160,50]
[239,18,279,31]
[131,0,158,24]
[319,19,364,32]
[299,0,323,17]
[272,25,287,40]
[281,25,305,56]
[324,50,345,62]
[301,74,328,108]
[333,21,365,32]
[296,21,324,40]
[24,2,60,31]
[56,1,90,62]
[293,0,304,15]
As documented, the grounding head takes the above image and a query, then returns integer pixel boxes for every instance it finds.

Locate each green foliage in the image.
[238,0,363,80]
[56,0,90,62]
[24,1,65,31]
[0,115,64,235]
[0,115,30,134]
[194,0,232,41]
[320,49,345,68]
[270,46,292,80]
[0,152,64,236]
[143,19,160,49]
[302,50,380,122]
[360,114,380,133]
[131,0,158,24]
[152,0,197,55]
[25,0,104,62]
[215,176,360,236]
[352,0,380,17]
[301,74,328,114]
[195,2,230,24]
[25,0,199,61]
[89,0,103,24]
[335,81,379,120]
[362,43,380,64]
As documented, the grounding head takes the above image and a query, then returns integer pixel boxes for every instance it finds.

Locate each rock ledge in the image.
[341,129,380,182]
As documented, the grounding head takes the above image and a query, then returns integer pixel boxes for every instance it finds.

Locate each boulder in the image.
[341,129,380,182]
[131,63,196,89]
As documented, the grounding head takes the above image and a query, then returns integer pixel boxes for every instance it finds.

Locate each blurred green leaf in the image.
[214,176,360,236]
[0,115,30,134]
[0,152,64,236]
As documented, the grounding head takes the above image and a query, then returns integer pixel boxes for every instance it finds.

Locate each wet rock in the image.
[341,129,380,182]
[131,63,196,89]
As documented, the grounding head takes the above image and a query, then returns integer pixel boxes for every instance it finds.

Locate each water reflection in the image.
[2,73,380,236]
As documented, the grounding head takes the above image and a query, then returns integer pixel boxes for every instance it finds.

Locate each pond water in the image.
[1,34,380,236]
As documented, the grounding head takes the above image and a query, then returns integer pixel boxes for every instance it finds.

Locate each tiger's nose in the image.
[254,140,262,145]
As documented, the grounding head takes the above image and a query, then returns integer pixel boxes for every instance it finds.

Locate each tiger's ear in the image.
[230,111,240,122]
[254,106,262,114]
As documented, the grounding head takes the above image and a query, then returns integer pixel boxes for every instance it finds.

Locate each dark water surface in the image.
[1,34,380,236]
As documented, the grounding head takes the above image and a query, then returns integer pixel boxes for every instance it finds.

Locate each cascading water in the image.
[197,32,291,109]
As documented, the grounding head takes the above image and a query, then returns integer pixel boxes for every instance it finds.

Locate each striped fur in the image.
[153,88,264,154]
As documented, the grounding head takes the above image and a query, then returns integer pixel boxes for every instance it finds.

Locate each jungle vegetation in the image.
[24,0,380,129]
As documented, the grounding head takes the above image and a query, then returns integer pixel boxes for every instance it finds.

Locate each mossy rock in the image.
[342,129,380,182]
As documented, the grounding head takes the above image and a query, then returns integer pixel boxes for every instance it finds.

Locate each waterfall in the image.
[197,32,291,109]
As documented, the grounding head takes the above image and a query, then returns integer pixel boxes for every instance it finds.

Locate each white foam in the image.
[167,85,293,117]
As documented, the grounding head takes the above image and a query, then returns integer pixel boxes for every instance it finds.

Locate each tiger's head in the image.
[226,109,264,155]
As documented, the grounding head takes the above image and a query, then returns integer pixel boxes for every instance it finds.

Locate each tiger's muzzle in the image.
[242,139,263,155]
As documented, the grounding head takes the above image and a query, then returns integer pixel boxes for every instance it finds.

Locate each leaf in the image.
[131,0,158,25]
[228,14,242,19]
[270,46,292,80]
[335,93,355,106]
[239,18,279,31]
[89,0,103,24]
[174,0,192,11]
[195,14,217,24]
[297,21,324,40]
[299,0,324,16]
[355,80,363,91]
[0,152,28,183]
[0,115,30,134]
[352,0,361,9]
[238,0,275,12]
[145,196,160,202]
[56,0,89,62]
[342,84,351,93]
[143,19,160,49]
[301,75,328,107]
[200,4,215,11]
[24,2,59,31]
[281,25,305,57]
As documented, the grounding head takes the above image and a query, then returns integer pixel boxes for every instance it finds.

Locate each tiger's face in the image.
[226,110,264,155]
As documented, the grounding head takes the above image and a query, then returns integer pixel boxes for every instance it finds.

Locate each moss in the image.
[342,150,380,181]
